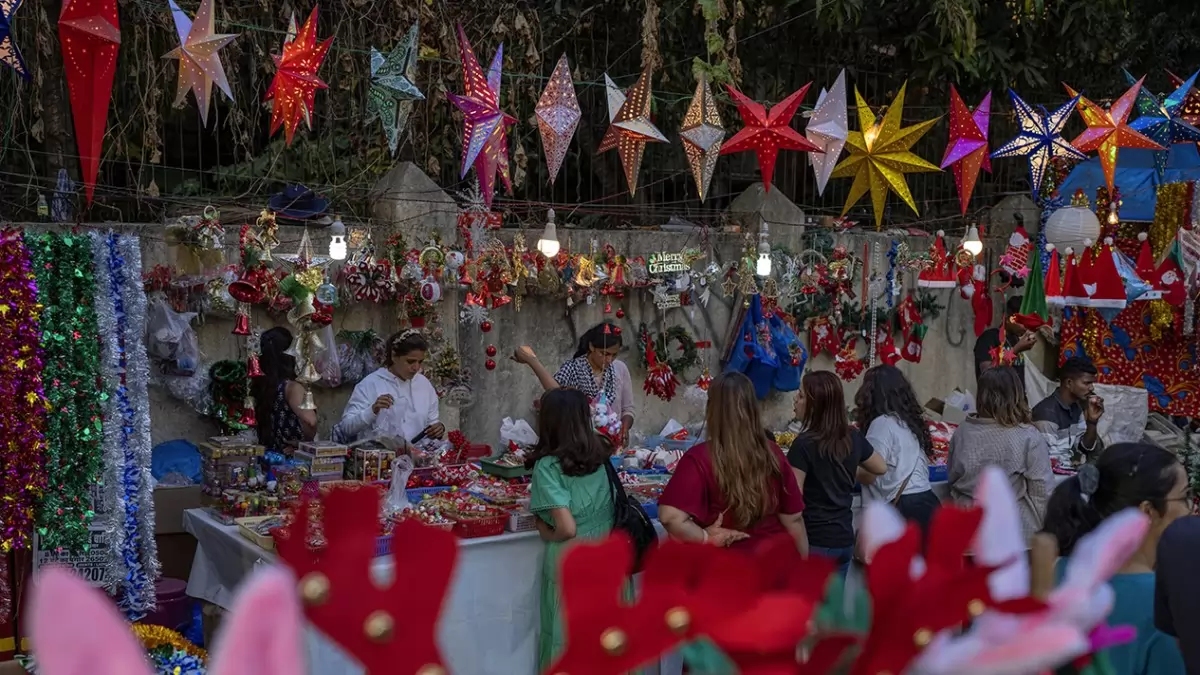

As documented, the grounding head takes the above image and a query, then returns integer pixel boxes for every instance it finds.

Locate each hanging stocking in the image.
[897,293,922,334]
[902,323,927,363]
[834,337,865,381]
[876,328,902,366]
[808,316,841,356]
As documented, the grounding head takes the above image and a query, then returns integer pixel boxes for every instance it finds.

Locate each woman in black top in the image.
[787,370,886,572]
[251,326,317,451]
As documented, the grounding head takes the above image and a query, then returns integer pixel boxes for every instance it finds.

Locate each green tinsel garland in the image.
[27,233,104,553]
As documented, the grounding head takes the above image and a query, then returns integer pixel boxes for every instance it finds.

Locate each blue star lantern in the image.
[991,90,1087,199]
[1124,69,1200,179]
[0,0,30,80]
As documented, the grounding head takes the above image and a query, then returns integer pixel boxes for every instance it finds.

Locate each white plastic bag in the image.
[383,455,415,517]
[500,417,539,447]
[313,324,343,388]
[146,297,199,375]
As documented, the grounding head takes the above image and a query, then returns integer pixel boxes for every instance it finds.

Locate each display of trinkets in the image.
[350,447,395,482]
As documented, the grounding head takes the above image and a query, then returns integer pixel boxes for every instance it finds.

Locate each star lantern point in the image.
[448,24,515,210]
[1062,79,1165,193]
[990,90,1087,200]
[720,83,820,193]
[597,68,668,197]
[941,87,991,215]
[264,7,331,146]
[1123,69,1200,179]
[162,0,238,129]
[0,0,31,80]
[59,0,122,203]
[679,76,724,202]
[535,53,580,185]
[367,22,424,157]
[805,69,849,196]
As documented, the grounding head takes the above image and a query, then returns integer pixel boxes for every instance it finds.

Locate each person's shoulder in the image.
[413,372,438,392]
[1160,516,1200,559]
[1030,393,1058,416]
[610,359,631,376]
[355,368,388,388]
[974,327,1000,348]
[533,455,563,473]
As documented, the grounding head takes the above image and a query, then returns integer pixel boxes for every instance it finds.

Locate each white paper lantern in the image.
[1044,206,1101,253]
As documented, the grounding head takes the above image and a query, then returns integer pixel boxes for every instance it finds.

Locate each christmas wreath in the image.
[637,324,700,374]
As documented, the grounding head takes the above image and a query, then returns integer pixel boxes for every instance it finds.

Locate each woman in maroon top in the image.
[658,372,808,555]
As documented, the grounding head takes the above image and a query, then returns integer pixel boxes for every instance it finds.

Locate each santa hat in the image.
[1155,240,1187,306]
[1017,240,1050,324]
[1087,238,1128,310]
[1062,247,1091,307]
[918,230,957,288]
[1135,232,1156,282]
[1045,244,1064,306]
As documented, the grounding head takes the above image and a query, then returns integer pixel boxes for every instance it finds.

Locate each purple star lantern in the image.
[448,25,515,210]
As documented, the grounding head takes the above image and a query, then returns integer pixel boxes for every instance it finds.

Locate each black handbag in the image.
[603,460,656,571]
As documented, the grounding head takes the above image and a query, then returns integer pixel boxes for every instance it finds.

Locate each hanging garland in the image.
[636,324,700,374]
[19,622,208,675]
[209,360,250,431]
[27,232,103,554]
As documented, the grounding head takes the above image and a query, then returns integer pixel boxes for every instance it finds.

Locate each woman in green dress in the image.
[527,388,616,670]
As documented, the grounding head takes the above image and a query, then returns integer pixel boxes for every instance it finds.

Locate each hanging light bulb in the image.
[537,208,561,258]
[1107,202,1119,226]
[756,222,772,277]
[328,215,347,260]
[963,224,984,257]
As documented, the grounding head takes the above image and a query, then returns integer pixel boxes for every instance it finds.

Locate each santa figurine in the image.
[1000,222,1033,280]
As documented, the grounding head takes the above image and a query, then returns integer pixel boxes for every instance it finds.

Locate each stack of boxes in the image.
[296,441,349,484]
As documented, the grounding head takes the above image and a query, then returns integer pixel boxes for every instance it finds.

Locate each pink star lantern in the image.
[448,25,515,210]
[940,87,991,215]
[535,53,579,185]
[163,0,238,128]
[720,84,822,192]
[1064,78,1165,193]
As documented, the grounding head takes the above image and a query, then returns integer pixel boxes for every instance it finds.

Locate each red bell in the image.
[247,353,264,377]
[239,396,257,426]
[603,302,612,314]
[228,270,264,304]
[485,359,497,371]
[232,311,251,336]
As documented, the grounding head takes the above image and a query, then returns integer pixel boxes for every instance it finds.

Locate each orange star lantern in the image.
[264,7,332,145]
[1064,79,1164,193]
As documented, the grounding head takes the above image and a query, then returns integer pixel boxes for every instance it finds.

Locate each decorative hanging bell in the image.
[246,352,264,378]
[240,396,257,426]
[298,387,317,411]
[297,359,321,385]
[228,271,264,304]
[232,310,251,336]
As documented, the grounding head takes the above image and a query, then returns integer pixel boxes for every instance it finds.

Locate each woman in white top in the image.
[854,365,941,532]
[336,330,443,445]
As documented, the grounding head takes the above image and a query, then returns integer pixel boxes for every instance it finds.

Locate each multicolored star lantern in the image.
[679,76,724,202]
[535,54,580,185]
[0,0,30,80]
[1063,79,1164,193]
[830,83,940,229]
[59,0,122,204]
[940,87,991,215]
[264,8,331,146]
[598,68,667,196]
[804,69,848,196]
[990,91,1086,199]
[367,22,424,156]
[721,83,820,192]
[163,0,237,128]
[1124,69,1200,179]
[448,25,515,209]
[1166,70,1200,137]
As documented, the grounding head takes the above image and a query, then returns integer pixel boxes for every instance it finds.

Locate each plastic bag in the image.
[337,330,382,384]
[146,297,199,375]
[383,455,415,517]
[500,417,539,447]
[313,324,343,388]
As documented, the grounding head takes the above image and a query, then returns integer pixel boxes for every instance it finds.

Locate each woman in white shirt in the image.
[336,330,443,444]
[854,365,941,532]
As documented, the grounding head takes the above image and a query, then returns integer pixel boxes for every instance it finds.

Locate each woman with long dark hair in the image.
[789,370,886,570]
[513,322,635,444]
[528,388,616,670]
[658,372,807,555]
[855,364,940,529]
[948,366,1053,545]
[251,326,316,450]
[1042,443,1189,674]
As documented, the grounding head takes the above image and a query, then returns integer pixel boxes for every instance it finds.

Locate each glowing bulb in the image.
[1107,204,1119,226]
[963,224,983,257]
[328,215,347,260]
[864,123,881,149]
[537,208,561,258]
[756,228,772,277]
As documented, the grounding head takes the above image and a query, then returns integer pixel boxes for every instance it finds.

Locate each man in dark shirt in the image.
[1156,516,1200,672]
[1031,356,1104,469]
[974,295,1037,382]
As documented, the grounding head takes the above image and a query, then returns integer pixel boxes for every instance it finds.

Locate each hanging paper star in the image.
[679,76,724,202]
[1166,70,1200,135]
[448,24,515,210]
[264,7,332,146]
[0,0,30,80]
[830,83,940,229]
[535,53,579,185]
[284,12,297,42]
[805,69,848,196]
[598,68,668,196]
[990,90,1086,199]
[1123,69,1200,179]
[1063,79,1164,193]
[367,22,424,156]
[59,0,121,204]
[162,0,237,128]
[721,83,820,192]
[940,87,991,215]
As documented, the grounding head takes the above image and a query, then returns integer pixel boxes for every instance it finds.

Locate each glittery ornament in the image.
[1063,79,1164,193]
[448,31,513,210]
[616,308,625,319]
[163,0,237,128]
[59,0,121,203]
[485,345,496,357]
[535,53,580,185]
[485,359,496,371]
[680,76,724,201]
[264,7,332,145]
[0,0,30,80]
[831,83,941,228]
[1124,69,1200,179]
[598,68,668,196]
[990,91,1087,199]
[721,82,820,192]
[480,320,492,333]
[940,87,991,215]
[367,23,424,156]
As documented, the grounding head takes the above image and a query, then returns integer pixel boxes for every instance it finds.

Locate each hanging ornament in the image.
[535,53,580,184]
[59,0,121,203]
[367,23,424,156]
[239,396,257,426]
[1063,78,1164,193]
[163,0,237,128]
[1000,223,1033,279]
[990,91,1087,199]
[680,76,725,201]
[485,345,496,357]
[941,87,991,215]
[232,305,250,335]
[1166,70,1200,144]
[419,275,442,303]
[598,68,668,196]
[834,337,866,381]
[449,25,514,209]
[615,308,625,319]
[0,0,30,80]
[804,69,848,196]
[264,7,332,145]
[485,359,496,371]
[1124,69,1200,180]
[459,302,489,328]
[902,323,927,363]
[246,351,264,378]
[480,319,493,333]
[721,82,820,191]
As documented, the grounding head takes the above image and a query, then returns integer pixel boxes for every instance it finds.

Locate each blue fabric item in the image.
[1058,144,1200,222]
[810,545,853,576]
[724,295,778,399]
[151,440,202,484]
[768,311,805,392]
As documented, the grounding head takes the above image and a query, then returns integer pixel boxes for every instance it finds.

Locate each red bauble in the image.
[486,345,497,357]
[481,320,493,333]
[616,309,626,319]
[791,358,800,366]
[616,291,625,300]
[485,359,497,371]
[613,326,622,335]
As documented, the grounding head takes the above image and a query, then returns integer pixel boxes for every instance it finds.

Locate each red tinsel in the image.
[641,331,678,401]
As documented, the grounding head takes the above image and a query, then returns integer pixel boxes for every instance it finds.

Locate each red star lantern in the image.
[264,7,332,146]
[940,87,991,215]
[720,83,822,191]
[59,0,121,204]
[1064,79,1164,193]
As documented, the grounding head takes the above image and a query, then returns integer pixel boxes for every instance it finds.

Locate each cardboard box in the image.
[156,533,198,581]
[154,485,203,535]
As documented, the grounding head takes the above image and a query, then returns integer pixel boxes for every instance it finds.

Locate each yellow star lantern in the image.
[831,83,941,229]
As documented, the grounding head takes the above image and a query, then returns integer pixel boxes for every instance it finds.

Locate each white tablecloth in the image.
[182,508,681,675]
